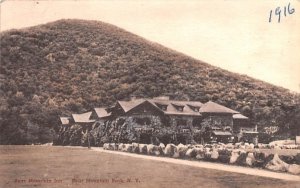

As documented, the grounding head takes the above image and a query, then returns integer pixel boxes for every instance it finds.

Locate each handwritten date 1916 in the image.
[269,2,295,23]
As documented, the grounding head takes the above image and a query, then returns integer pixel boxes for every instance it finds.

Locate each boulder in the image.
[164,144,177,157]
[246,152,255,166]
[230,150,240,164]
[279,155,295,164]
[194,144,204,149]
[123,144,133,152]
[225,143,234,149]
[132,143,140,153]
[239,145,246,150]
[287,164,300,175]
[103,143,109,150]
[234,142,241,149]
[186,148,197,158]
[118,143,125,151]
[108,143,116,150]
[244,143,250,149]
[147,144,155,155]
[153,145,162,156]
[265,154,289,172]
[195,148,205,160]
[177,144,189,158]
[139,144,148,154]
[218,149,232,163]
[173,151,180,158]
[294,153,300,165]
[249,143,255,150]
[204,151,212,161]
[211,149,219,160]
[204,144,212,148]
[236,151,248,166]
[253,152,267,167]
[112,143,118,150]
[159,143,166,150]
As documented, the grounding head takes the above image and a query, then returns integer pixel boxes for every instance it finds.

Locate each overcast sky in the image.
[1,0,300,92]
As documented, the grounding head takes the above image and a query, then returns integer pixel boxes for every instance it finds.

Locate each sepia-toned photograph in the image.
[0,0,300,187]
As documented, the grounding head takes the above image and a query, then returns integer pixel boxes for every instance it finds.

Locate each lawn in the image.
[0,145,299,188]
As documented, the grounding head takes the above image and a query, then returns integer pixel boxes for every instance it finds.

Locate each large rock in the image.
[246,152,255,166]
[225,143,234,149]
[253,152,267,167]
[218,149,232,163]
[112,143,118,150]
[159,143,166,150]
[118,143,125,151]
[236,151,248,166]
[279,155,295,164]
[186,148,197,158]
[204,150,212,161]
[164,144,177,157]
[123,144,133,152]
[211,149,219,160]
[294,153,300,165]
[153,145,162,156]
[104,143,115,150]
[147,144,155,155]
[103,143,109,150]
[132,143,140,153]
[249,143,255,150]
[139,144,148,154]
[177,144,188,158]
[287,164,300,175]
[195,148,205,160]
[265,154,289,172]
[230,150,240,164]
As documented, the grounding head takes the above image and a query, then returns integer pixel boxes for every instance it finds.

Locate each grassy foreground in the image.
[0,145,298,188]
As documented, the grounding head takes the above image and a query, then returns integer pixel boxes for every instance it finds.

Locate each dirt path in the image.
[92,147,300,182]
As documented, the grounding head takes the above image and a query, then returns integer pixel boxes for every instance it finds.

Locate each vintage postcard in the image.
[0,0,300,187]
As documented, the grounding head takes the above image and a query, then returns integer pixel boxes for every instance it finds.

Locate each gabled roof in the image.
[72,111,95,123]
[94,108,111,118]
[60,117,70,125]
[233,113,248,119]
[200,101,239,114]
[115,98,241,117]
[117,99,146,113]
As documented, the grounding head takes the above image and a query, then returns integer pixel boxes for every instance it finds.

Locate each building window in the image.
[177,119,187,126]
[134,117,151,125]
[172,103,184,111]
[155,103,168,111]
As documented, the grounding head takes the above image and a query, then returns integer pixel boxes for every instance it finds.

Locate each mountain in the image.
[0,19,299,144]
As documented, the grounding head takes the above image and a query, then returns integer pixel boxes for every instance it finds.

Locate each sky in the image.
[1,0,300,93]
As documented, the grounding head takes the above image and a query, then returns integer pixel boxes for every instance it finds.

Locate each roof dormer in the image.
[155,102,168,111]
[172,103,185,112]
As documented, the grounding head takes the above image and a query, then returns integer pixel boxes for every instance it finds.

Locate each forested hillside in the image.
[1,19,299,144]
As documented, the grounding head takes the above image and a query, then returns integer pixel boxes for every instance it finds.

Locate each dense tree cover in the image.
[0,19,299,144]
